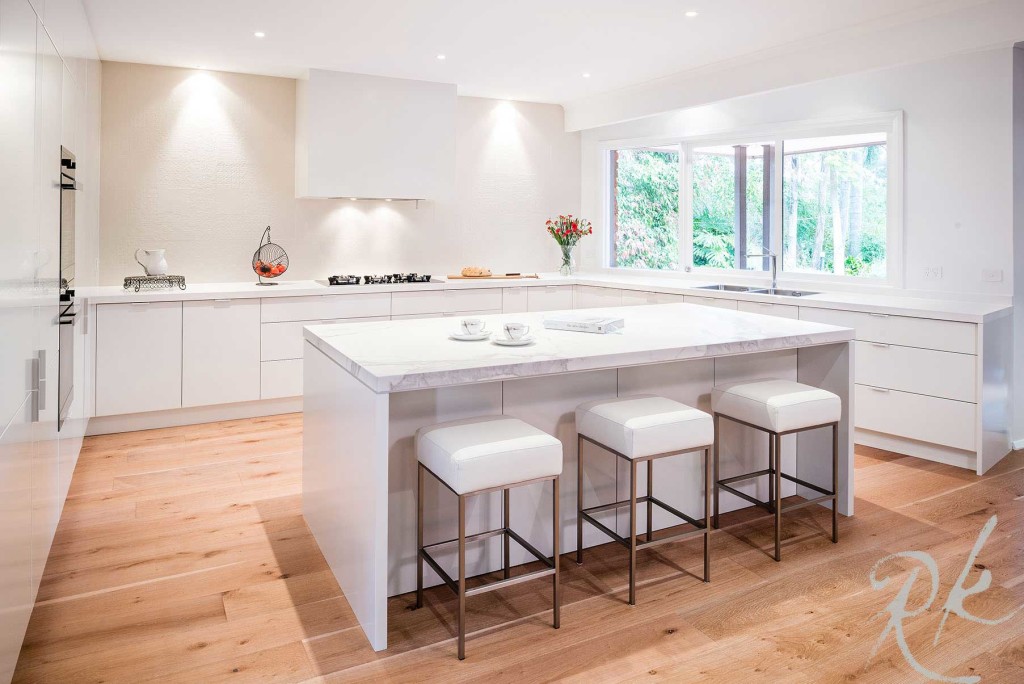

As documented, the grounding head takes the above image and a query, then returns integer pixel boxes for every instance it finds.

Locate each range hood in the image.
[295,69,456,201]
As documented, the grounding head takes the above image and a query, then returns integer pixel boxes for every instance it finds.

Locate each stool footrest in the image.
[717,482,774,513]
[718,468,773,486]
[419,526,554,599]
[779,472,832,497]
[781,493,836,513]
[581,495,708,552]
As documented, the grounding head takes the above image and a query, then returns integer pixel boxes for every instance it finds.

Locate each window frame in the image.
[602,111,904,288]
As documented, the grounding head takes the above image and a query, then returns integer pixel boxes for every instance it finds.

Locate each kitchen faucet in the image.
[745,251,777,291]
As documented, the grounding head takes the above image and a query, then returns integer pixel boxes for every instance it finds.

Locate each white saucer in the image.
[449,331,492,341]
[492,335,536,347]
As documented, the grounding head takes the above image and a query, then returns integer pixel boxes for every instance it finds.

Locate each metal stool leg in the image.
[773,432,782,562]
[703,447,711,582]
[767,430,775,513]
[457,495,467,660]
[646,459,654,543]
[552,476,561,629]
[503,488,511,579]
[712,413,721,529]
[416,464,424,609]
[832,422,839,543]
[628,459,638,606]
[576,435,584,565]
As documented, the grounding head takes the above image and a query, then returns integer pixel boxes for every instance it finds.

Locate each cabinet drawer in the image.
[261,293,390,323]
[737,300,799,319]
[391,290,445,316]
[392,313,444,320]
[96,302,182,416]
[652,292,686,304]
[683,295,738,310]
[502,287,529,314]
[443,309,502,318]
[799,308,976,354]
[856,341,976,402]
[261,359,302,399]
[620,290,660,306]
[527,286,574,312]
[855,385,975,451]
[576,286,623,309]
[443,288,503,313]
[261,316,389,361]
[183,299,261,407]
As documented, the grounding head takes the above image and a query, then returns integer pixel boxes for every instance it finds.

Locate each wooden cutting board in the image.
[446,273,540,280]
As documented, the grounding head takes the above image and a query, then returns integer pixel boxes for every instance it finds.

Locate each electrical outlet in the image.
[923,266,943,280]
[982,268,1003,283]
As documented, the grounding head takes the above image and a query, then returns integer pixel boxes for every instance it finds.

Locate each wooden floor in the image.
[12,413,1024,683]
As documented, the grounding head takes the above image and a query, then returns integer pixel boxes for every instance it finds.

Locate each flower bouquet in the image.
[546,214,593,276]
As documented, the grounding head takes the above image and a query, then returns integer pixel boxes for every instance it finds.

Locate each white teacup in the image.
[503,322,531,341]
[460,318,487,335]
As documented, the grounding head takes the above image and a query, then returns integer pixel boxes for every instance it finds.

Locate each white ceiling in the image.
[82,0,978,104]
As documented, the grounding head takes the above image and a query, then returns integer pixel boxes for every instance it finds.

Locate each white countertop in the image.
[302,303,855,393]
[75,272,1012,323]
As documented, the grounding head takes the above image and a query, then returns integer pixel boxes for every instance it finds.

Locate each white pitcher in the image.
[135,248,168,276]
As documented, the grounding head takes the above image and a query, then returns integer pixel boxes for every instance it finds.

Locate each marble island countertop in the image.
[302,303,854,393]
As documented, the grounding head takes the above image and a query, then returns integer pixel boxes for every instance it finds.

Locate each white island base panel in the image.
[303,338,853,652]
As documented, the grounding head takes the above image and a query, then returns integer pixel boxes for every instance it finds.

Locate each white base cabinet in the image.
[95,302,183,416]
[183,300,261,407]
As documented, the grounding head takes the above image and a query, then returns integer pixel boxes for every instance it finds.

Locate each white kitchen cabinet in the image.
[95,302,183,416]
[444,288,503,313]
[799,307,976,354]
[261,359,303,400]
[855,341,976,403]
[261,293,390,323]
[527,285,574,312]
[391,313,444,321]
[391,290,445,317]
[620,290,661,306]
[261,316,388,362]
[575,286,623,309]
[684,295,738,310]
[443,309,502,318]
[502,287,529,314]
[737,300,799,319]
[653,292,686,304]
[182,300,261,407]
[855,385,975,452]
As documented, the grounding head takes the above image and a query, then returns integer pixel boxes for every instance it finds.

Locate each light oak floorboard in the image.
[14,414,1024,683]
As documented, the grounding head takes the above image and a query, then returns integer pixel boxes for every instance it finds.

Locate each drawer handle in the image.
[871,343,890,349]
[759,303,773,307]
[868,313,889,318]
[130,302,148,306]
[213,299,232,304]
[869,387,890,393]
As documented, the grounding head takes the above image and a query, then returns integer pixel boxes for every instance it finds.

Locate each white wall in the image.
[579,48,1016,299]
[99,62,581,283]
[1013,45,1023,445]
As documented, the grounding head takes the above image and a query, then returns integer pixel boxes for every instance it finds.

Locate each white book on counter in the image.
[543,313,625,334]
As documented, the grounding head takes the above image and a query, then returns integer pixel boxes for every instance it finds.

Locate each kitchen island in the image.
[302,303,854,650]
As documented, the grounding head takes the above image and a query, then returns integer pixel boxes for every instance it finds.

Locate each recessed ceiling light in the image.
[582,72,591,78]
[436,54,446,61]
[685,11,698,18]
[349,197,358,201]
[254,31,265,38]
[384,198,393,202]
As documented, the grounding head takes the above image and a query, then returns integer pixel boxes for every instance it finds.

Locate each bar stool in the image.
[575,395,714,605]
[711,379,841,561]
[415,416,563,660]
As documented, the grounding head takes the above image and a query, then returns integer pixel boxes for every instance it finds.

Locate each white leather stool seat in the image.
[712,379,840,433]
[575,395,713,459]
[417,416,563,495]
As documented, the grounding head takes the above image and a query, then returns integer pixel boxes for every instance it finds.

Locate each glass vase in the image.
[559,244,576,276]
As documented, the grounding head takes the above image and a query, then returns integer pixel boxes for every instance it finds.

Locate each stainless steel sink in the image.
[695,284,762,292]
[748,288,819,297]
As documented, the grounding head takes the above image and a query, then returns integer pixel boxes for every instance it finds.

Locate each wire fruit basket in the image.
[252,226,289,285]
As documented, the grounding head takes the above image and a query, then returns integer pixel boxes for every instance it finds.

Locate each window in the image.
[605,114,900,283]
[782,133,888,278]
[691,142,771,270]
[609,146,679,270]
